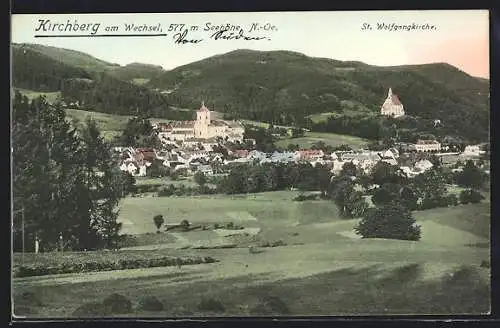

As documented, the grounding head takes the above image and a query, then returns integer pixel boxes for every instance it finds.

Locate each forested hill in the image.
[11,43,171,117]
[13,43,119,72]
[11,44,490,142]
[147,49,489,137]
[106,63,166,83]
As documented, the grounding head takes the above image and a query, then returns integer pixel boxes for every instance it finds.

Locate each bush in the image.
[137,296,164,312]
[480,260,490,268]
[250,295,290,315]
[445,194,459,207]
[153,214,164,232]
[197,298,225,313]
[157,185,176,197]
[135,184,163,194]
[102,293,132,314]
[460,189,485,204]
[72,301,109,317]
[14,255,218,277]
[355,203,421,241]
[293,193,318,201]
[258,240,287,248]
[180,220,190,231]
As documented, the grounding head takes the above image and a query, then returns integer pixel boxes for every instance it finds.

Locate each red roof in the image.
[391,94,402,106]
[234,149,249,158]
[297,149,324,158]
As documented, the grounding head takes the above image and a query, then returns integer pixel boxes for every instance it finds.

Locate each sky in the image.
[11,10,489,78]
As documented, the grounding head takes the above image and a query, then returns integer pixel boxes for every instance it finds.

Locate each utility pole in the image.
[21,206,25,263]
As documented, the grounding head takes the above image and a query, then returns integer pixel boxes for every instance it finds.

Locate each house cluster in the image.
[152,102,245,143]
[115,138,487,179]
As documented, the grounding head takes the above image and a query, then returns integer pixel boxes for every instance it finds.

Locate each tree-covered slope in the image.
[12,45,94,92]
[147,49,489,140]
[11,43,171,117]
[107,63,166,83]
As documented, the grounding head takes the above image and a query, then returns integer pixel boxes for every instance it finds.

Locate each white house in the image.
[413,140,442,152]
[463,145,484,156]
[414,159,434,172]
[119,161,148,177]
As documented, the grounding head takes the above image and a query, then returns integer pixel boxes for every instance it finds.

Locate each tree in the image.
[456,160,484,190]
[354,203,421,241]
[79,117,123,250]
[413,167,447,209]
[180,219,190,231]
[400,185,419,210]
[147,159,167,178]
[329,177,368,218]
[371,183,401,206]
[153,214,164,233]
[340,161,357,177]
[119,171,136,196]
[194,171,207,186]
[429,154,441,168]
[12,94,125,252]
[371,161,404,186]
[459,189,485,204]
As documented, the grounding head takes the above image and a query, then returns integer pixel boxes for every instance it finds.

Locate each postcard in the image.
[10,10,490,319]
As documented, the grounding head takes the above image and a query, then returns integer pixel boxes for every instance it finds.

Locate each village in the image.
[115,89,489,181]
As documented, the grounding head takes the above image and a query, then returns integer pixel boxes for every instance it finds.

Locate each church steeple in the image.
[388,88,393,98]
[198,101,209,112]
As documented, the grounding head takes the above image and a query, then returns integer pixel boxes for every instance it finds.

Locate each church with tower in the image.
[154,101,245,143]
[380,88,405,118]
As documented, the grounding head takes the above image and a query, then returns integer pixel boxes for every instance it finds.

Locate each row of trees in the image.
[61,73,171,117]
[12,92,131,252]
[309,112,487,146]
[215,162,331,195]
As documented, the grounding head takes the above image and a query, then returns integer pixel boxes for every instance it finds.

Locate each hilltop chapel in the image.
[380,88,405,117]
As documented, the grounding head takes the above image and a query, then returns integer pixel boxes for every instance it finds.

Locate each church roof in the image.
[391,94,402,106]
[198,101,209,112]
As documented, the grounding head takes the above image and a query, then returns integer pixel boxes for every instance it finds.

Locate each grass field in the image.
[12,240,490,317]
[307,109,378,123]
[65,108,172,141]
[134,177,200,188]
[276,131,368,149]
[12,193,491,317]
